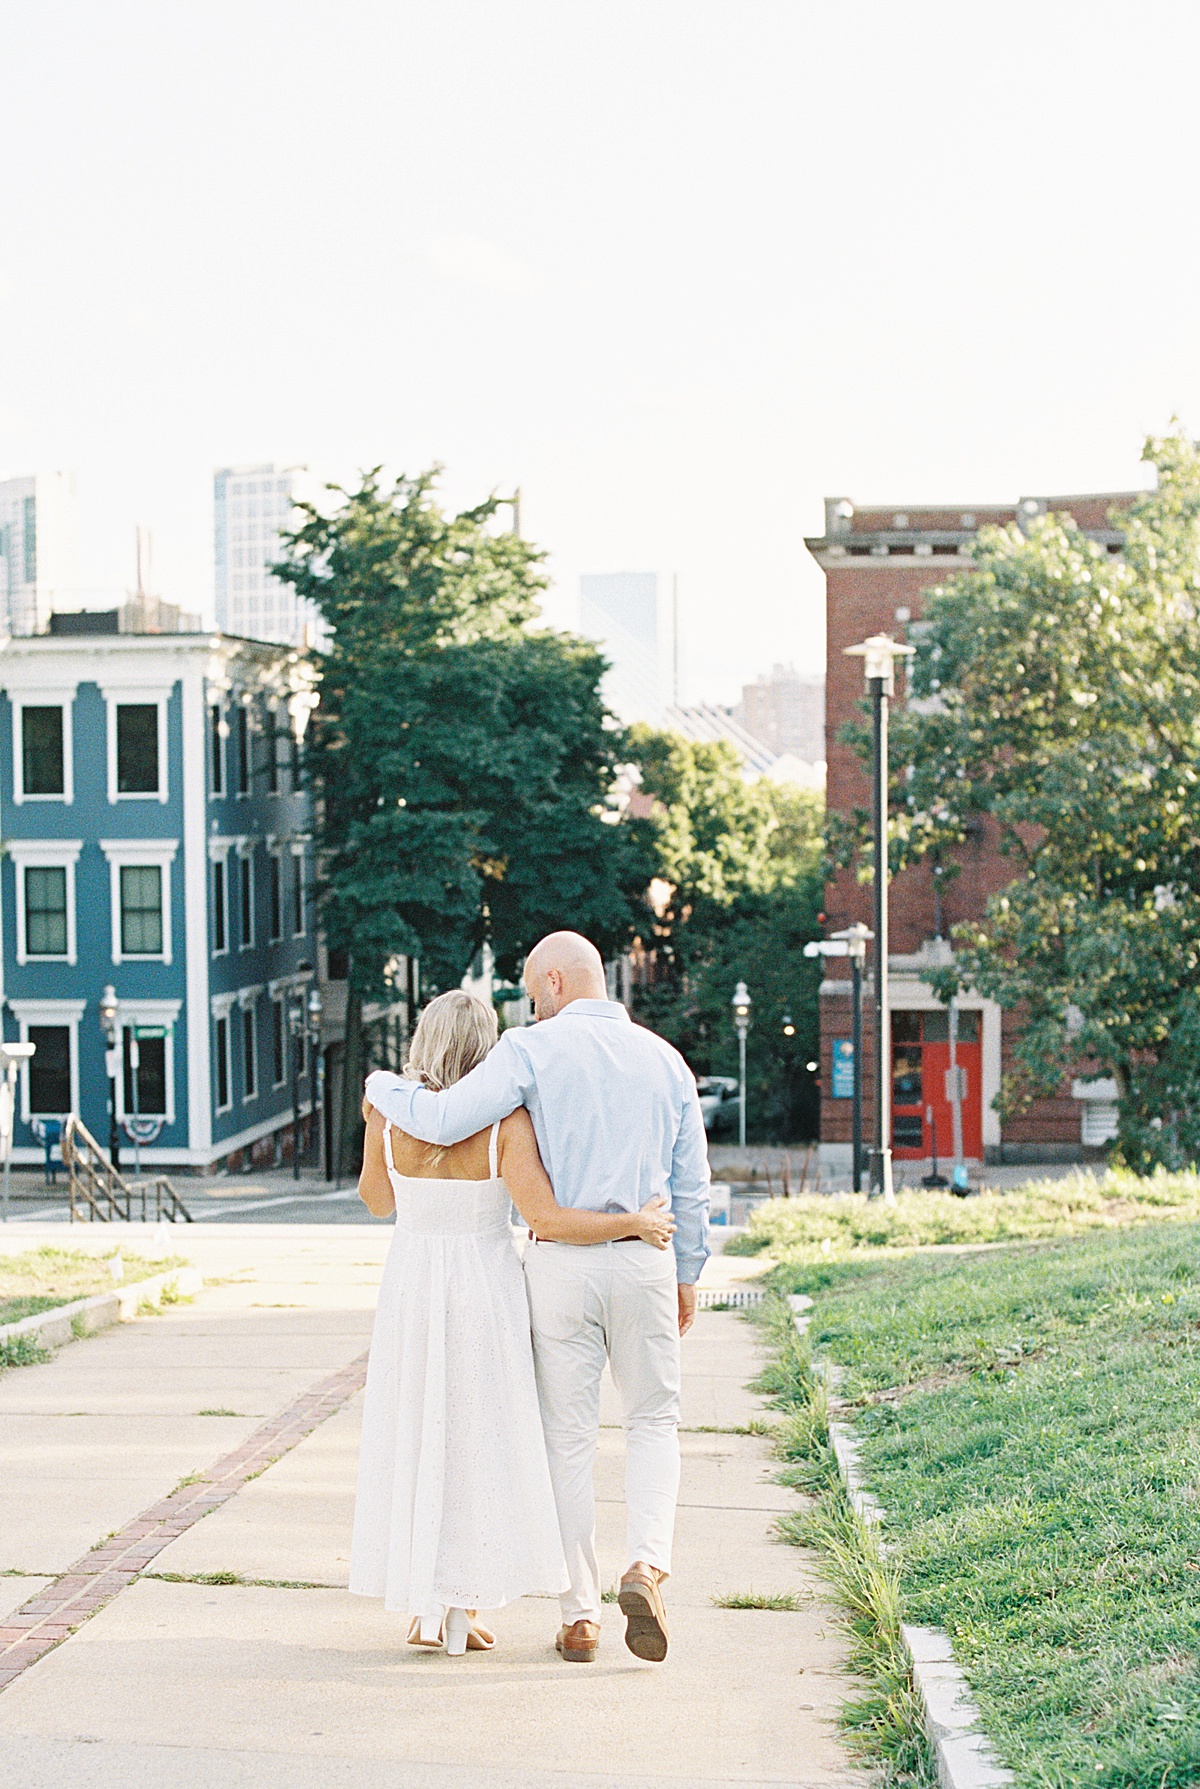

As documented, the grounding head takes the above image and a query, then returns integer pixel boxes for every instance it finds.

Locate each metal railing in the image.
[62,1115,192,1224]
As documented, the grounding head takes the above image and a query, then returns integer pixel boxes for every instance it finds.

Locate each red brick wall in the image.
[819,553,1080,1157]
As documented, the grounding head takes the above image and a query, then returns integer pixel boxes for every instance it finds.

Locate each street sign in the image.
[831,1039,855,1099]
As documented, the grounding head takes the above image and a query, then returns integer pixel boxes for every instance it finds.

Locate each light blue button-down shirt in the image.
[364,998,711,1284]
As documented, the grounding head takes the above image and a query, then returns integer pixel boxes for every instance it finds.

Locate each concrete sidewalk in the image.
[0,1225,865,1788]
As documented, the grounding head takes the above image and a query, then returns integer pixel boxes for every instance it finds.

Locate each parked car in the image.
[696,1075,740,1136]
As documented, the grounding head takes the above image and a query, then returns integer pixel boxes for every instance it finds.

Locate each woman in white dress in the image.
[349,989,675,1656]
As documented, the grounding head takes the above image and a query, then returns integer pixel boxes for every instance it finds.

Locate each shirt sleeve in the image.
[364,1032,532,1145]
[669,1073,711,1285]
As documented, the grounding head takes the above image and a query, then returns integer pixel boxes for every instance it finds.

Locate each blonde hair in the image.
[404,989,498,1093]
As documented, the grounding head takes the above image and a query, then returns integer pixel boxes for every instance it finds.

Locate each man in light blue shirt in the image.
[365,930,711,1665]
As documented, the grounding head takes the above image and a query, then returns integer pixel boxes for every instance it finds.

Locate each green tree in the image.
[274,468,639,1165]
[883,431,1200,1167]
[626,728,824,1141]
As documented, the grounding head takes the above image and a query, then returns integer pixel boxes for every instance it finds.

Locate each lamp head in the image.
[731,980,752,1026]
[844,632,915,694]
[830,921,873,964]
[781,1012,796,1038]
[98,984,120,1039]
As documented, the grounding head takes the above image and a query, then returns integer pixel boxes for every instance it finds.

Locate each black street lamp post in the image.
[831,924,872,1192]
[99,984,121,1173]
[844,635,913,1204]
[731,981,752,1148]
[288,965,323,1181]
[805,923,873,1191]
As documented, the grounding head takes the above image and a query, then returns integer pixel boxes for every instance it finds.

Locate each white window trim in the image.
[100,839,178,966]
[11,694,75,806]
[208,836,235,958]
[239,986,262,1104]
[8,841,82,965]
[233,698,253,800]
[290,840,306,937]
[212,1016,234,1109]
[113,998,182,1126]
[101,684,172,805]
[236,840,255,950]
[7,998,85,1121]
[211,856,229,956]
[208,697,228,799]
[265,838,284,941]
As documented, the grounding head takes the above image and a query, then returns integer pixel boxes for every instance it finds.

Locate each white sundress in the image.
[349,1119,569,1614]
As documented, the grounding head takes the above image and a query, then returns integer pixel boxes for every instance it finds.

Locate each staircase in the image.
[61,1115,192,1224]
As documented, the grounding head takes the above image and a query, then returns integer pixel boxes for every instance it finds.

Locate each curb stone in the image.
[815,1347,1014,1789]
[0,1266,203,1353]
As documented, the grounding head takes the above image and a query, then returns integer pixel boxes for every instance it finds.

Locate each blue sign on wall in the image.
[831,1038,855,1099]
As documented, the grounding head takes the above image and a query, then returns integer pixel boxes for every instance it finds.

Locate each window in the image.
[122,1029,167,1117]
[212,858,227,953]
[239,854,254,948]
[243,1007,257,1101]
[28,1026,70,1115]
[22,707,64,796]
[235,705,250,796]
[268,853,282,940]
[116,704,159,794]
[214,1016,231,1111]
[120,865,163,955]
[24,867,67,957]
[272,999,286,1086]
[103,841,175,964]
[266,714,280,794]
[12,845,80,964]
[292,851,305,936]
[209,703,224,795]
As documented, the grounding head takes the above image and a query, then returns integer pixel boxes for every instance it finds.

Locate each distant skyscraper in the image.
[214,465,325,647]
[578,571,677,726]
[0,473,77,636]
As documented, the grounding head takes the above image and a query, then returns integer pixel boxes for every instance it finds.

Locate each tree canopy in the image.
[275,467,639,999]
[625,727,824,1141]
[885,432,1200,1166]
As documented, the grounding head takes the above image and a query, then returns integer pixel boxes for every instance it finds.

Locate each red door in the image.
[891,1010,983,1161]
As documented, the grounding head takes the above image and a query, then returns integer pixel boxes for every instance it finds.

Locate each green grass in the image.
[725,1166,1200,1259]
[0,1334,49,1372]
[0,1245,189,1325]
[146,1571,335,1589]
[754,1297,937,1787]
[711,1590,806,1611]
[771,1224,1200,1788]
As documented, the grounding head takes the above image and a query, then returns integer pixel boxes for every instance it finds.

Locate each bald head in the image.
[523,931,607,1021]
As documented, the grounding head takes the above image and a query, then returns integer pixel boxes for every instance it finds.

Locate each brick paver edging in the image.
[0,1348,370,1692]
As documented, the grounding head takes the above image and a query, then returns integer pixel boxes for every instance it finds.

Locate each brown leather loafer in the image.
[618,1564,669,1662]
[556,1619,599,1662]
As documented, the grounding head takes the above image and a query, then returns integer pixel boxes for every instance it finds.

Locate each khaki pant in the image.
[523,1238,681,1626]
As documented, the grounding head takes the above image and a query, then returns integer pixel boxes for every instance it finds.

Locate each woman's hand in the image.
[631,1196,677,1251]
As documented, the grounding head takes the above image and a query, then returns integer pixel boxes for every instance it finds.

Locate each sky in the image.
[1,1,1196,704]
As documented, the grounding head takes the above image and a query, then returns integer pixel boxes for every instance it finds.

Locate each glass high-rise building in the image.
[213,465,326,647]
[0,473,76,637]
[578,571,676,726]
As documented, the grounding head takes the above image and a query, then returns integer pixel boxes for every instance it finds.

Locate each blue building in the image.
[0,622,319,1171]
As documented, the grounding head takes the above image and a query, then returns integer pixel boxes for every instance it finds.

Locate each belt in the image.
[528,1231,642,1244]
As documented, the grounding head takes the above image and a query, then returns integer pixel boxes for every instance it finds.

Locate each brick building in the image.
[806,491,1134,1176]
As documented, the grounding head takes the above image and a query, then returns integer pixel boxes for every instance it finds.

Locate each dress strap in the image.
[488,1120,501,1179]
[383,1119,399,1175]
